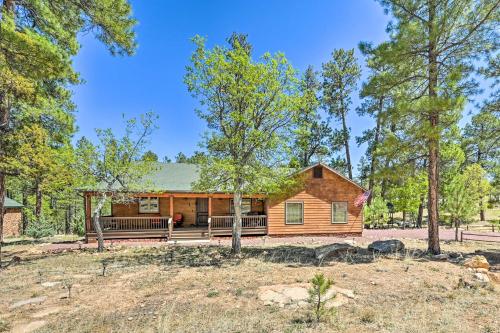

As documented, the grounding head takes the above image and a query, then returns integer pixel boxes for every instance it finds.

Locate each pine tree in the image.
[292,66,331,167]
[370,0,498,254]
[322,49,361,179]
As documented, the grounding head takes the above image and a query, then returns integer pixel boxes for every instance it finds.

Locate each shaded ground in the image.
[0,237,498,332]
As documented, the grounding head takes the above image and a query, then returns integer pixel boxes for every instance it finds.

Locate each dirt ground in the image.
[0,236,499,333]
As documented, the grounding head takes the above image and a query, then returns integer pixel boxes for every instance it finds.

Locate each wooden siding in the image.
[267,167,363,235]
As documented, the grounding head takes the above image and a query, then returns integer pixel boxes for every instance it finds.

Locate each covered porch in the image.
[84,192,268,242]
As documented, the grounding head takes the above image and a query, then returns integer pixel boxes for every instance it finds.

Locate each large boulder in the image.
[463,255,490,270]
[315,243,356,261]
[368,240,405,253]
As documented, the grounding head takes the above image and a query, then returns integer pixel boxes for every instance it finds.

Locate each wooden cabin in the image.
[83,163,366,242]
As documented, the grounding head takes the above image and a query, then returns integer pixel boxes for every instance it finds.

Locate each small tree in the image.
[185,34,301,255]
[75,113,157,252]
[308,272,334,323]
[364,197,390,228]
[442,164,491,241]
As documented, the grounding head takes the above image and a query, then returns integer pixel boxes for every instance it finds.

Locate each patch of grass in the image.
[207,290,219,298]
[359,308,376,324]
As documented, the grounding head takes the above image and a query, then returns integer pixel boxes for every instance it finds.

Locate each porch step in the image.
[170,228,209,240]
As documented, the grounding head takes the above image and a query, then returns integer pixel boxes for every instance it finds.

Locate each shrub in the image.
[26,217,55,239]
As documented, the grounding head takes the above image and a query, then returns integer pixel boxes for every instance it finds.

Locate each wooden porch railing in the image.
[92,216,171,231]
[211,215,267,229]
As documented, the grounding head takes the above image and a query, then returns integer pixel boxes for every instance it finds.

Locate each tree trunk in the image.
[92,195,107,252]
[341,110,353,180]
[427,0,440,255]
[21,191,29,233]
[367,102,383,204]
[34,181,42,222]
[479,197,486,221]
[402,211,406,229]
[454,218,460,242]
[0,173,5,269]
[416,195,425,228]
[231,181,243,255]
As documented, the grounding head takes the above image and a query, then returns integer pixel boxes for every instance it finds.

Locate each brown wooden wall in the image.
[267,167,364,235]
[110,197,265,227]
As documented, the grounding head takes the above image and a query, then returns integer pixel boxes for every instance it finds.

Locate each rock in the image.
[315,243,356,260]
[433,254,448,260]
[474,272,490,283]
[463,256,490,270]
[487,272,500,284]
[475,268,489,274]
[41,281,61,288]
[9,296,47,309]
[367,240,405,253]
[258,283,353,308]
[11,320,46,333]
[449,252,462,259]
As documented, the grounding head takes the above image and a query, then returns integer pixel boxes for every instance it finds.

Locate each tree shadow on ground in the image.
[91,244,384,270]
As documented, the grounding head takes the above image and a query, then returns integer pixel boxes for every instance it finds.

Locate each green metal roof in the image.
[5,197,23,208]
[141,163,200,191]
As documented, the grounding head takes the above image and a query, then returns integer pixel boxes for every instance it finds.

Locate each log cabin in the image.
[83,162,366,242]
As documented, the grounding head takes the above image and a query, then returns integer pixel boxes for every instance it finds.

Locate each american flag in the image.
[354,191,371,207]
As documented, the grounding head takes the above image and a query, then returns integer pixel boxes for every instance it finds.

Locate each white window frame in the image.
[230,198,252,215]
[331,202,348,224]
[285,201,304,225]
[139,197,159,213]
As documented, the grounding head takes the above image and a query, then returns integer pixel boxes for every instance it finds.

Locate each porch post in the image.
[168,195,174,239]
[264,198,269,235]
[84,193,91,243]
[208,196,212,239]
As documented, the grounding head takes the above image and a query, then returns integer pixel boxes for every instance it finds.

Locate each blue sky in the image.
[72,0,487,176]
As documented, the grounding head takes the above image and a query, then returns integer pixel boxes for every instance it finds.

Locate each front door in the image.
[195,198,209,226]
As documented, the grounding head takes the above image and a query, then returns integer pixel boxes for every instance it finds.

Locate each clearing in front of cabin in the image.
[0,238,498,333]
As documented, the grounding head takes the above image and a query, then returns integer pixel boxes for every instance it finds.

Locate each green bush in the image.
[364,197,389,228]
[26,217,55,239]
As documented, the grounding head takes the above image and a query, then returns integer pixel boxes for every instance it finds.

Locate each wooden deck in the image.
[86,215,267,242]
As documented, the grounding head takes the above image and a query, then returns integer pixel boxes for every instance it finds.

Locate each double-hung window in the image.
[285,202,304,225]
[332,202,348,224]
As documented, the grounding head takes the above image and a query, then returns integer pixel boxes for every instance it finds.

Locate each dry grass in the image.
[0,239,499,333]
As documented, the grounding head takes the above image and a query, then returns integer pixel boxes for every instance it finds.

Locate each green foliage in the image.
[387,173,427,215]
[308,272,335,323]
[75,113,158,192]
[291,66,331,167]
[442,164,491,225]
[141,150,159,162]
[25,216,55,239]
[185,34,301,253]
[322,48,361,178]
[364,197,390,227]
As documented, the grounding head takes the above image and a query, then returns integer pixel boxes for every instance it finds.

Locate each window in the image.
[230,198,252,215]
[313,166,323,178]
[332,202,347,224]
[286,202,303,225]
[139,197,159,213]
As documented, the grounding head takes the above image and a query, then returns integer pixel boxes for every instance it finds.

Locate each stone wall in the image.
[3,208,21,238]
